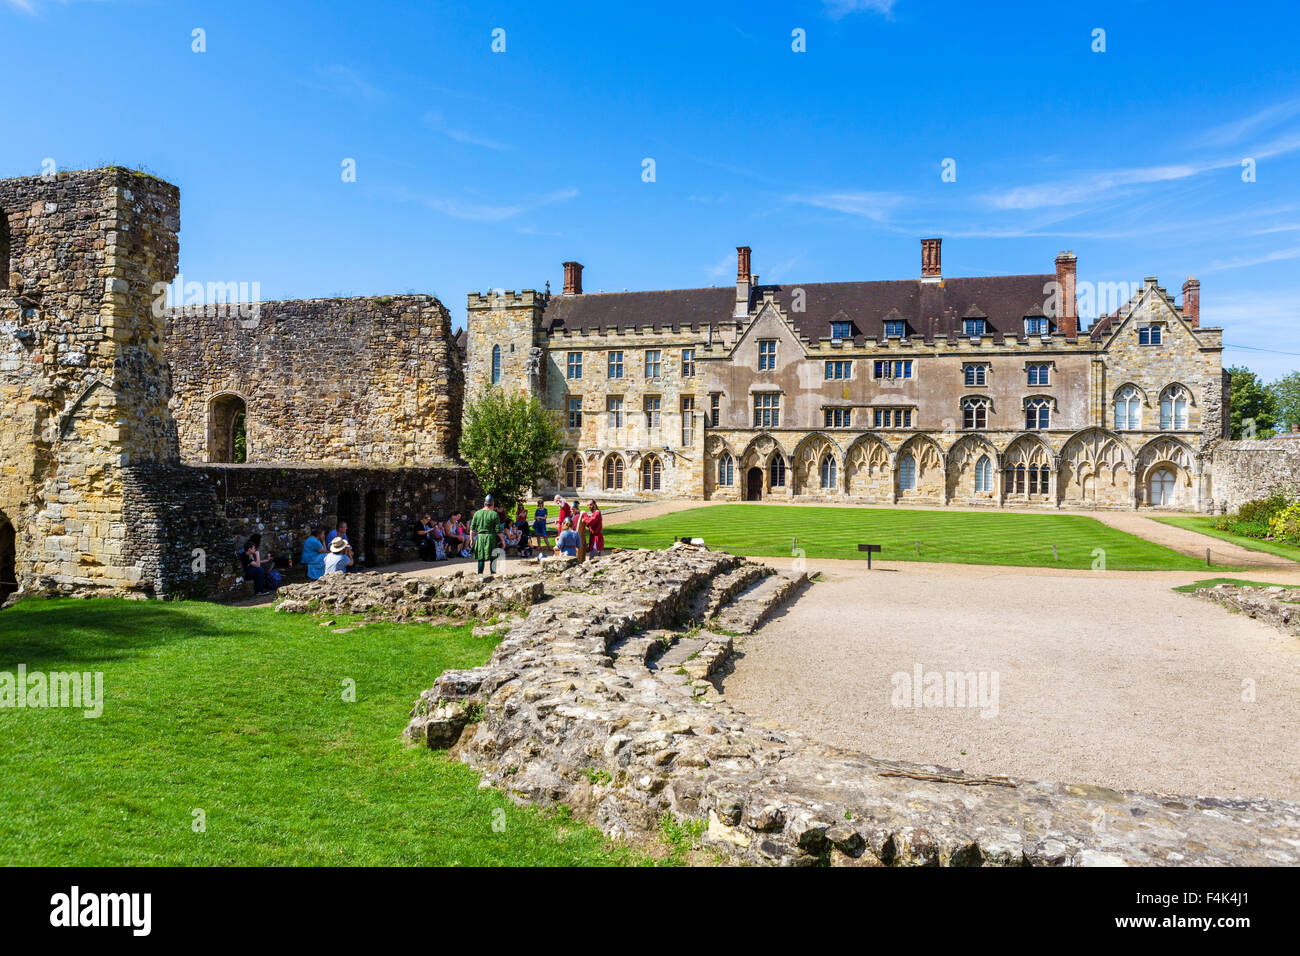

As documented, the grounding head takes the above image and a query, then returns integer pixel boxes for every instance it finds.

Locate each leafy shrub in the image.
[1226,520,1273,540]
[1236,493,1291,526]
[1269,503,1300,544]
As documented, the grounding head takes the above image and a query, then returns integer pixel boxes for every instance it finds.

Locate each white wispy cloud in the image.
[978,161,1225,210]
[822,0,895,18]
[5,0,36,13]
[704,253,734,281]
[422,111,512,151]
[786,190,906,222]
[419,188,578,223]
[1195,97,1300,148]
[301,65,383,101]
[1204,245,1300,272]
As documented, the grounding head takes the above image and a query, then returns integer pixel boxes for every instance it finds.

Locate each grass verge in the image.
[1150,515,1300,564]
[0,598,661,866]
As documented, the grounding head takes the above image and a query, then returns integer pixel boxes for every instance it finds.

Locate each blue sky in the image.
[5,0,1299,378]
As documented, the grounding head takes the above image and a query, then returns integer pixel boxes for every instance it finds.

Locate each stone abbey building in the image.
[467,241,1231,511]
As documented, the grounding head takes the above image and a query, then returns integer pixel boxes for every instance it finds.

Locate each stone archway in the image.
[208,393,248,463]
[745,467,763,501]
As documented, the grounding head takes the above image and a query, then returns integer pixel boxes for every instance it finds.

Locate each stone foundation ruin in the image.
[399,546,1300,866]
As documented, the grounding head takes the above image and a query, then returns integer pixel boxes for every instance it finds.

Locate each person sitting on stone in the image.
[452,513,472,558]
[240,537,270,594]
[502,521,524,552]
[300,526,327,580]
[323,536,353,575]
[415,513,438,561]
[430,519,447,561]
[325,520,349,551]
[554,517,582,558]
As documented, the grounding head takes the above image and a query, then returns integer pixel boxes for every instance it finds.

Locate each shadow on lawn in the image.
[0,599,243,669]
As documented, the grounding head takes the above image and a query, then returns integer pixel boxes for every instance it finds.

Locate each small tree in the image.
[1268,370,1300,434]
[459,387,563,511]
[1227,365,1278,439]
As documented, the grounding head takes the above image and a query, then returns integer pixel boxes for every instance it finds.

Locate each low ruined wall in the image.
[121,462,478,600]
[1211,440,1300,512]
[403,547,1300,866]
[1194,584,1300,638]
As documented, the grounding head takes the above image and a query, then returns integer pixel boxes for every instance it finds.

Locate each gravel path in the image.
[722,558,1300,800]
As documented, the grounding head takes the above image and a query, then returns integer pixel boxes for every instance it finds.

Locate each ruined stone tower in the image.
[0,168,180,597]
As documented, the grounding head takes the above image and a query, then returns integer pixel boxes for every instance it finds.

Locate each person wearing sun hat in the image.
[323,534,353,575]
[469,494,504,575]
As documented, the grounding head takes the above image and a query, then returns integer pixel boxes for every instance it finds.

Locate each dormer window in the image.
[963,318,986,337]
[1024,317,1048,336]
[1138,325,1163,346]
[830,321,853,340]
[883,320,906,339]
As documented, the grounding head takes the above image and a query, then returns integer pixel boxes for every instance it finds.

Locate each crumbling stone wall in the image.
[166,295,462,466]
[122,462,478,600]
[1210,440,1300,513]
[0,167,180,594]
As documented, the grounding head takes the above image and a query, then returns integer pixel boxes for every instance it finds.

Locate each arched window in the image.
[491,345,502,385]
[975,455,992,493]
[1160,386,1189,430]
[563,453,583,489]
[1007,464,1026,494]
[717,453,734,486]
[769,455,786,488]
[819,454,837,489]
[604,455,624,491]
[962,398,989,429]
[208,393,248,463]
[1114,386,1142,430]
[641,455,662,491]
[1028,464,1049,495]
[1149,468,1176,505]
[898,453,916,491]
[1025,398,1051,430]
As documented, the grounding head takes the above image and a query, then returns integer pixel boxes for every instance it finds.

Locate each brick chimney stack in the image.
[735,245,752,317]
[1054,251,1078,338]
[1182,276,1200,328]
[562,261,583,295]
[921,238,942,280]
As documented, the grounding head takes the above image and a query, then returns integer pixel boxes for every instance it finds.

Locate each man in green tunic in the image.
[470,495,504,575]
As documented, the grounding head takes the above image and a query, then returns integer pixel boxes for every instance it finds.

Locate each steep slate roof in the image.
[540,287,736,334]
[538,275,1055,344]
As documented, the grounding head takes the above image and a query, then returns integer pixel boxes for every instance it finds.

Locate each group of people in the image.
[297,520,359,581]
[419,494,605,575]
[243,494,607,594]
[412,512,476,563]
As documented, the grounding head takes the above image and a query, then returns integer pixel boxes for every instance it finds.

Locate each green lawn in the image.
[1150,515,1300,564]
[0,598,659,866]
[606,504,1224,571]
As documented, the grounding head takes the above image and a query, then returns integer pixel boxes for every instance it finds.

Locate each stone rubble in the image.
[1194,584,1300,638]
[397,545,1300,866]
[276,569,544,621]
